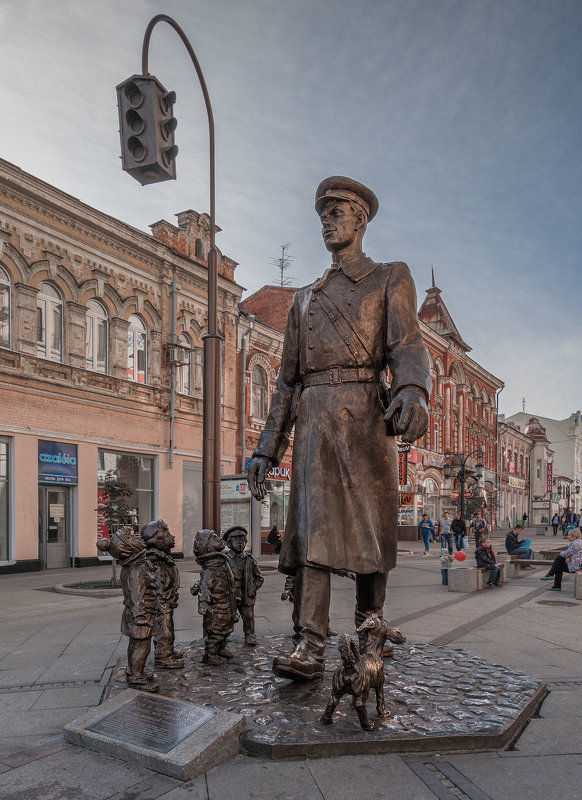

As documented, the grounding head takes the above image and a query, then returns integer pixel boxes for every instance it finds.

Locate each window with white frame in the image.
[434,422,440,453]
[193,347,203,393]
[0,266,11,349]
[86,300,109,373]
[177,333,192,395]
[127,315,147,384]
[251,365,268,419]
[36,282,63,361]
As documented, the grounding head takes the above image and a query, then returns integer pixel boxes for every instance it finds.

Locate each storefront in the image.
[221,464,292,555]
[97,448,155,537]
[38,440,78,569]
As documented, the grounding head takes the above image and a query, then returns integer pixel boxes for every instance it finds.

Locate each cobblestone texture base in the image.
[105,635,546,758]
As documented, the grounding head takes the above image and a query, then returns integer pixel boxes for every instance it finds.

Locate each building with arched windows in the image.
[0,159,243,571]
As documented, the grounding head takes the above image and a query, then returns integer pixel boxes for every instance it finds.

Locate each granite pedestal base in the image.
[64,689,245,780]
[103,635,546,759]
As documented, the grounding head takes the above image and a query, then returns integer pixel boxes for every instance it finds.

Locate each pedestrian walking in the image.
[540,529,582,591]
[451,511,466,552]
[418,514,435,554]
[470,513,487,547]
[551,513,559,536]
[438,512,453,555]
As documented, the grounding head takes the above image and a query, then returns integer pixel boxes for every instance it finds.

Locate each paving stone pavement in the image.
[0,528,581,799]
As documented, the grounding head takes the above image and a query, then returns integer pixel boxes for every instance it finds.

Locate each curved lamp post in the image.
[118,14,222,532]
[444,449,484,521]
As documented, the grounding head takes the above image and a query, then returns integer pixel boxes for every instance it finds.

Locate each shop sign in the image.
[221,479,250,502]
[532,500,549,509]
[398,451,408,485]
[546,463,553,493]
[428,455,445,468]
[38,440,78,485]
[245,460,291,481]
[399,492,414,506]
[508,476,526,489]
[551,492,560,503]
[268,466,291,481]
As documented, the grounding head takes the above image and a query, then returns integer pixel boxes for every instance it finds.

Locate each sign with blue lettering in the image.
[38,440,78,485]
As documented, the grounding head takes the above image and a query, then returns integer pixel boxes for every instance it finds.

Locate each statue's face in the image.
[151,528,175,552]
[228,534,246,553]
[319,199,361,252]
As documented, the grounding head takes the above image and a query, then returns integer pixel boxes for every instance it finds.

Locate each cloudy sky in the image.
[1,0,580,420]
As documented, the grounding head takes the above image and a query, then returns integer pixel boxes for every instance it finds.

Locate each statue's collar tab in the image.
[313,254,377,291]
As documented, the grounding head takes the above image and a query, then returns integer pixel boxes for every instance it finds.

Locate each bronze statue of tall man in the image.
[248,177,431,680]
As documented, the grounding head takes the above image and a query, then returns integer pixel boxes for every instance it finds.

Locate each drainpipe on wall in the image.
[169,279,178,469]
[240,310,255,471]
[495,386,504,528]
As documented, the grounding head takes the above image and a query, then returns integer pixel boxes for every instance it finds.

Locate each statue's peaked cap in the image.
[223,525,248,541]
[315,176,379,221]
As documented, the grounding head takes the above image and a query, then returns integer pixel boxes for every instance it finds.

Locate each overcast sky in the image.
[1,0,580,421]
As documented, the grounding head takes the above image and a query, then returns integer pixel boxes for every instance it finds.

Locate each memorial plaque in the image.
[87,693,215,753]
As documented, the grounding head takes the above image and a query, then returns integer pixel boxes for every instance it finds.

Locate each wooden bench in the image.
[506,557,551,577]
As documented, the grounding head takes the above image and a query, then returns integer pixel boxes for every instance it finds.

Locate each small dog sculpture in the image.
[320,615,406,731]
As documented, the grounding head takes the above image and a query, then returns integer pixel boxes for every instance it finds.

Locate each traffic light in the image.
[116,74,178,185]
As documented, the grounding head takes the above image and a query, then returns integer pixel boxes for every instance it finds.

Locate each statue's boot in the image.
[126,674,159,693]
[272,638,324,681]
[218,644,234,659]
[155,654,184,669]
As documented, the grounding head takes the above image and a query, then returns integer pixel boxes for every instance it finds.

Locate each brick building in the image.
[0,159,243,572]
[241,276,504,539]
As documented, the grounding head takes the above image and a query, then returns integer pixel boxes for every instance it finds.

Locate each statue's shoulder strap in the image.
[316,286,372,365]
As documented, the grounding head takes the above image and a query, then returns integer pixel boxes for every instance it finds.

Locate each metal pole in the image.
[460,463,466,521]
[142,15,222,532]
[169,279,177,469]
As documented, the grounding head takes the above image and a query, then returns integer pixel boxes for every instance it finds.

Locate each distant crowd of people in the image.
[419,509,582,592]
[551,511,581,537]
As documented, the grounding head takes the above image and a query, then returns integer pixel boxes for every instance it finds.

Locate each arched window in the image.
[177,333,192,396]
[36,282,63,361]
[251,365,268,419]
[0,266,11,349]
[127,315,147,384]
[86,300,108,373]
[195,238,204,260]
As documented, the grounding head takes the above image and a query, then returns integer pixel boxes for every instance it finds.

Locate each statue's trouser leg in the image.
[127,637,151,680]
[354,572,387,628]
[154,611,175,660]
[292,565,330,653]
[240,604,255,637]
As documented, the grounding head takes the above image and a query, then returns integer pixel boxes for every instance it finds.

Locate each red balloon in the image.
[455,551,467,561]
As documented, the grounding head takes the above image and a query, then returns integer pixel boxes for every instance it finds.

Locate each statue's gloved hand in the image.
[384,386,429,443]
[247,456,273,501]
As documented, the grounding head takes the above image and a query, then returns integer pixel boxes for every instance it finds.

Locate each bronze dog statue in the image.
[320,615,406,731]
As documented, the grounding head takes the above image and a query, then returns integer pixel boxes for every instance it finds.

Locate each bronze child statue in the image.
[97,526,159,693]
[223,525,264,646]
[191,529,238,665]
[320,615,406,731]
[141,519,184,670]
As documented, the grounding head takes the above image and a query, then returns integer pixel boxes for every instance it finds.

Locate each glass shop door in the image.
[38,486,70,569]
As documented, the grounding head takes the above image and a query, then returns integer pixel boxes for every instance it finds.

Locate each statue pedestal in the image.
[103,635,546,760]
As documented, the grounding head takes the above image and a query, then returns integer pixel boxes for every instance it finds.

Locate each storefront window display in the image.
[97,449,154,535]
[0,438,9,560]
[261,467,291,548]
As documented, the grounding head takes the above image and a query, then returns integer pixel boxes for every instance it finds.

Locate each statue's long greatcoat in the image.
[253,255,431,576]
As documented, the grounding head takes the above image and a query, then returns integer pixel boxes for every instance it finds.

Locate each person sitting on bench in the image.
[541,528,582,591]
[505,524,534,568]
[475,536,502,588]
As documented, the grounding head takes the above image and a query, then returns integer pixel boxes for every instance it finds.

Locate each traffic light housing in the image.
[116,74,178,185]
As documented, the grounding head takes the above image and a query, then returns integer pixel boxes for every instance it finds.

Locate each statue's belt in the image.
[302,366,378,387]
